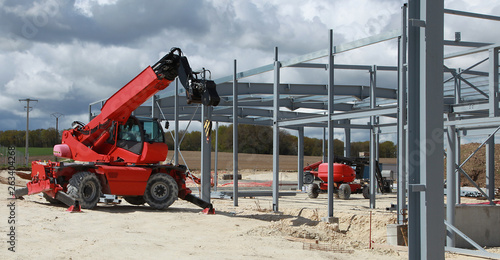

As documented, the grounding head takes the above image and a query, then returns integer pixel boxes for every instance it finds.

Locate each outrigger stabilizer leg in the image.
[183,194,215,214]
[14,187,81,212]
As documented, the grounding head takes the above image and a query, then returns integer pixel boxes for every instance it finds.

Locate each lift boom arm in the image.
[59,48,219,162]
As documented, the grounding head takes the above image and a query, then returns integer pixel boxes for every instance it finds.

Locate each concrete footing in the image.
[387,224,408,246]
[454,204,500,248]
[321,216,339,224]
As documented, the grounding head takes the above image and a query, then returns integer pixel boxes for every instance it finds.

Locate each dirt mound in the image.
[0,172,29,187]
[248,219,344,242]
[247,207,396,250]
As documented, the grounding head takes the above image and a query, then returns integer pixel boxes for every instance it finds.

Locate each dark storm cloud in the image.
[0,0,211,46]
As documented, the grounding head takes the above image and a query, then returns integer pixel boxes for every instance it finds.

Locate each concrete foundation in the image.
[454,204,500,248]
[387,224,408,246]
[321,216,339,224]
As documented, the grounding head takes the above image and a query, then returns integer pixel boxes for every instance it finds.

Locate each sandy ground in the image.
[0,169,498,260]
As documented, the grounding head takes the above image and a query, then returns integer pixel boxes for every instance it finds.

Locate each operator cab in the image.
[110,116,169,163]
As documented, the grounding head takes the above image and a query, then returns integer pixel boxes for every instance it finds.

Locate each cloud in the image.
[0,0,212,46]
[0,0,499,137]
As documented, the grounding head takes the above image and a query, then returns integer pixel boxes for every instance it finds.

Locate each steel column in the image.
[272,47,281,212]
[174,79,179,165]
[151,95,157,118]
[455,134,461,205]
[214,121,219,191]
[446,114,456,247]
[327,30,335,219]
[455,68,462,104]
[298,127,304,190]
[344,120,351,157]
[201,104,212,202]
[233,59,239,206]
[407,1,423,257]
[407,1,445,259]
[397,4,408,225]
[322,127,326,162]
[489,47,499,117]
[486,135,495,204]
[369,65,377,209]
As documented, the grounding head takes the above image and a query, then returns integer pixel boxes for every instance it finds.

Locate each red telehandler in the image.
[15,48,219,212]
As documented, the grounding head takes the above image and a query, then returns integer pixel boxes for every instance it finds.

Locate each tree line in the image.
[165,124,397,157]
[0,128,59,148]
[0,125,397,157]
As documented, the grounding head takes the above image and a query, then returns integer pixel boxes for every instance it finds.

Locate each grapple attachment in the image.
[153,48,220,107]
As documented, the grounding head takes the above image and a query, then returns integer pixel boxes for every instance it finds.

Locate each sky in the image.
[1,0,499,142]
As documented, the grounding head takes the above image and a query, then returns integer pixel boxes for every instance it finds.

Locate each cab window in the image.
[142,120,164,143]
[118,119,142,142]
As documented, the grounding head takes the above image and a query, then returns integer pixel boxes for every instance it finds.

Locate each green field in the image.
[15,147,54,156]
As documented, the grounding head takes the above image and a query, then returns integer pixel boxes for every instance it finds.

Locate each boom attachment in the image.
[152,48,220,106]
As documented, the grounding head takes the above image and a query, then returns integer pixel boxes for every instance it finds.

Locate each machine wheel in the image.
[67,171,101,209]
[43,192,62,204]
[303,172,314,184]
[338,183,351,200]
[362,185,370,199]
[123,196,146,205]
[144,173,178,210]
[307,183,320,199]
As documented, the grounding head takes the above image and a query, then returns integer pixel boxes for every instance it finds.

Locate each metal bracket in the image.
[409,19,426,27]
[409,184,426,192]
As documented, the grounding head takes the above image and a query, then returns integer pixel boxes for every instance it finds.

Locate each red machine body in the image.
[305,159,367,200]
[304,156,391,200]
[15,48,218,213]
[316,163,356,183]
[315,163,361,194]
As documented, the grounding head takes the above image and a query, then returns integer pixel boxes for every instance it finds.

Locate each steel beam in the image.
[445,247,500,260]
[214,30,400,84]
[444,8,500,21]
[214,82,397,99]
[445,116,500,129]
[278,106,398,127]
[444,44,500,59]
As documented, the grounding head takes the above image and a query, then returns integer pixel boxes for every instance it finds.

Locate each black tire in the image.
[144,173,178,210]
[123,196,146,205]
[43,192,62,204]
[303,172,314,184]
[362,185,370,199]
[67,171,101,209]
[338,183,351,200]
[307,183,320,199]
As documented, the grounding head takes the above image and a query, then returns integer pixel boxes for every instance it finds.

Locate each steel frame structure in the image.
[88,1,500,258]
